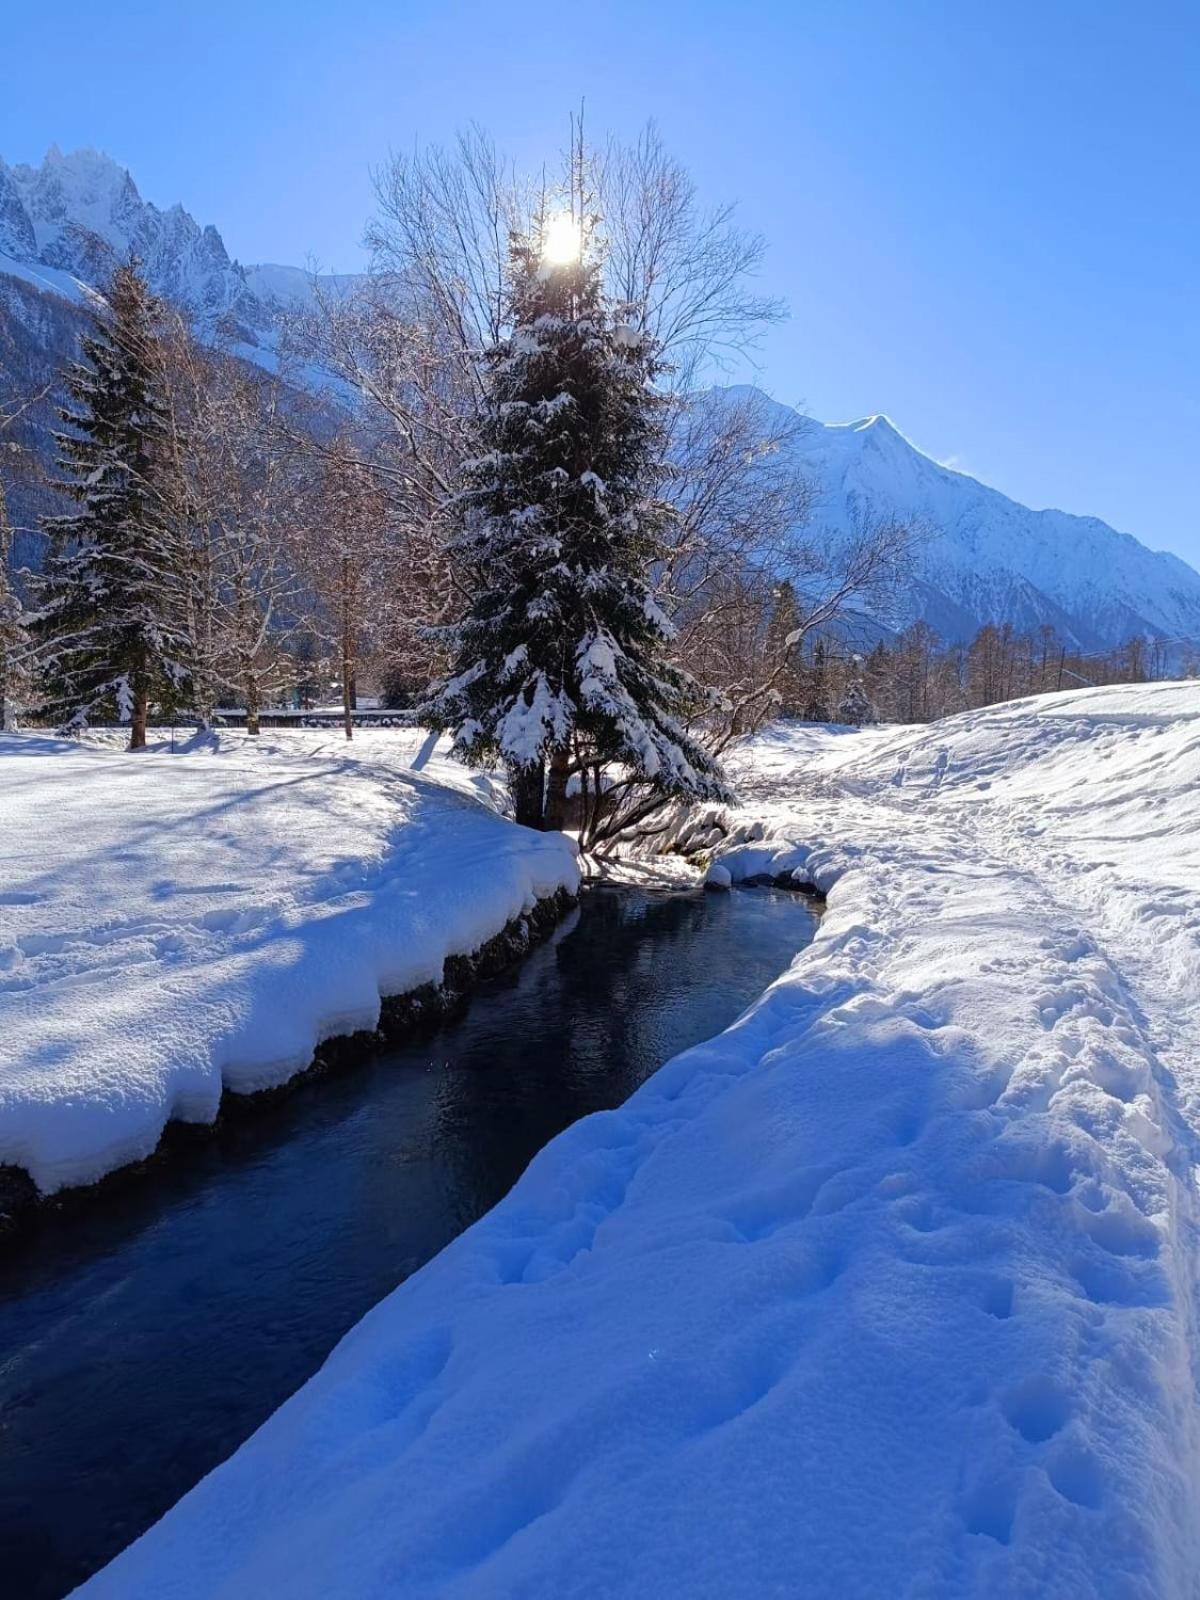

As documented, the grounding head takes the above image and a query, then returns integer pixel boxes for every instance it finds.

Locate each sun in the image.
[541,211,581,266]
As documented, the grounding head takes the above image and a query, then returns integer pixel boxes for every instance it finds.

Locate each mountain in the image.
[0,147,358,562]
[242,263,361,308]
[3,149,1198,654]
[0,146,363,375]
[0,145,301,346]
[725,389,1200,653]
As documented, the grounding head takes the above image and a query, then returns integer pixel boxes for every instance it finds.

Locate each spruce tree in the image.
[764,579,803,716]
[837,677,875,727]
[34,262,189,748]
[802,639,832,722]
[424,214,729,830]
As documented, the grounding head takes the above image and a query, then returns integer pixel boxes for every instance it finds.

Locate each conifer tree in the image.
[764,579,803,716]
[802,639,832,722]
[33,262,189,748]
[837,677,875,727]
[424,209,730,831]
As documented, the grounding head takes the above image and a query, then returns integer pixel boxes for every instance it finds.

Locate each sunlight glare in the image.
[542,211,581,266]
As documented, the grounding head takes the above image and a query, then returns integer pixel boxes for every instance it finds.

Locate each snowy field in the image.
[0,728,579,1195]
[76,680,1200,1598]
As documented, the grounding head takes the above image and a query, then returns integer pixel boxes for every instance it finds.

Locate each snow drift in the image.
[77,680,1200,1599]
[0,730,579,1196]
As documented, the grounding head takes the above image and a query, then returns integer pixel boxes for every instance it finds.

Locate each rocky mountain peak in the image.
[0,146,270,338]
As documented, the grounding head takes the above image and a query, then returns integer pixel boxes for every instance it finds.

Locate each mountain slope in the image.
[0,148,354,561]
[0,145,277,340]
[756,394,1200,650]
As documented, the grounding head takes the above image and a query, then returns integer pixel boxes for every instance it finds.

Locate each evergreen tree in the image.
[764,579,803,716]
[863,641,892,722]
[802,638,832,722]
[837,677,875,727]
[424,212,730,830]
[33,262,189,748]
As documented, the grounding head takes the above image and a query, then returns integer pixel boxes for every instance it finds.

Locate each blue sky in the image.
[2,0,1197,565]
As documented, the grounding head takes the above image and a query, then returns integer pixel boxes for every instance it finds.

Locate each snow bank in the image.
[0,730,578,1195]
[78,682,1200,1598]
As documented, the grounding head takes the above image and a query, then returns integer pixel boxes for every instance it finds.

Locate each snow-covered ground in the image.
[74,680,1200,1599]
[0,728,579,1196]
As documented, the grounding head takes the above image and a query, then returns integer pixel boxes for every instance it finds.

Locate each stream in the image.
[0,884,818,1598]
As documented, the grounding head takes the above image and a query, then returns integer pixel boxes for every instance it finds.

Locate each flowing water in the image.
[0,884,818,1598]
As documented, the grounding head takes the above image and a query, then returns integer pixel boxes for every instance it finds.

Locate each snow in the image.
[6,141,1199,658]
[0,729,578,1196]
[241,262,361,308]
[75,680,1200,1597]
[0,247,96,306]
[0,147,276,334]
[713,385,1200,651]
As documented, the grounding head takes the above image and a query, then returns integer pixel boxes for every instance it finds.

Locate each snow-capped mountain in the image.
[0,145,291,340]
[0,146,357,350]
[0,147,356,562]
[3,148,1198,652]
[732,390,1200,652]
[242,262,361,308]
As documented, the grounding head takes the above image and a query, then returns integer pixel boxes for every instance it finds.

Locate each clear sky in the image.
[2,0,1197,565]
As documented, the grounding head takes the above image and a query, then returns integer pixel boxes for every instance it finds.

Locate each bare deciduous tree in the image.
[595,123,785,389]
[159,332,305,732]
[0,385,49,728]
[282,122,918,846]
[291,444,394,739]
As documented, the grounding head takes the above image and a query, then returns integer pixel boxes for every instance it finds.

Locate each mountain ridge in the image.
[729,390,1200,651]
[0,145,347,348]
[2,147,1198,654]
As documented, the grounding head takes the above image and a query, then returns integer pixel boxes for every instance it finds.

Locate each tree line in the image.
[1,269,393,743]
[774,617,1192,728]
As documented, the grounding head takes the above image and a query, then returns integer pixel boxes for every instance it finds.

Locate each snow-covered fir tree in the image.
[0,393,39,730]
[424,211,730,831]
[0,464,29,730]
[763,579,804,717]
[837,677,875,727]
[33,262,189,748]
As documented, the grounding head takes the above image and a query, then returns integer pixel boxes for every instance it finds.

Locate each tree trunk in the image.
[341,567,354,742]
[130,689,148,751]
[246,669,260,736]
[0,483,14,733]
[510,759,545,829]
[543,745,571,832]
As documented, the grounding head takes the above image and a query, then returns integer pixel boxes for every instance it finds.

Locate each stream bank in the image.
[0,883,819,1599]
[0,887,578,1236]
